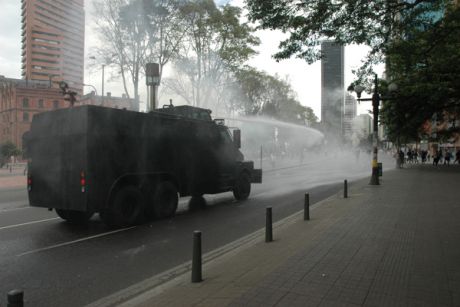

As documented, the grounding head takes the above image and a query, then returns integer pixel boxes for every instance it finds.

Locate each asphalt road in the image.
[0,153,394,306]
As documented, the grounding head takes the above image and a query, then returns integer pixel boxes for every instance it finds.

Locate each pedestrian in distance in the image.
[444,150,451,165]
[398,150,405,168]
[433,150,441,166]
[421,150,427,163]
[407,150,413,164]
[455,149,460,164]
[413,150,419,164]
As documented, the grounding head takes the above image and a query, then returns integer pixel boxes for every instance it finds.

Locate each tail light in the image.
[80,171,86,193]
[27,175,32,191]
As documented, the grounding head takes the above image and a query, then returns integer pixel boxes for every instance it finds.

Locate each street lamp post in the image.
[89,56,106,106]
[351,74,381,185]
[83,84,98,96]
[101,64,105,106]
[146,63,161,112]
[351,74,398,185]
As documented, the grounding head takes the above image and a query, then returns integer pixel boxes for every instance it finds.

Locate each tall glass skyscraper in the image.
[321,41,345,139]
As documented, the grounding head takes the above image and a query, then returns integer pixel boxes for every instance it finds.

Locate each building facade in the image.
[0,76,66,150]
[21,0,85,94]
[343,94,357,140]
[321,41,345,139]
[352,114,372,138]
[0,77,138,151]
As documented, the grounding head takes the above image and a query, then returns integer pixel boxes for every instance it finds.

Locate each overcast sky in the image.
[0,0,378,119]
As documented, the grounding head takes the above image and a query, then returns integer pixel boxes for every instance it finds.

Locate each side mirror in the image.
[233,129,241,149]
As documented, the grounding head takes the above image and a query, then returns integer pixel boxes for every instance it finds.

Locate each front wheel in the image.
[56,209,94,224]
[101,186,145,228]
[233,172,251,201]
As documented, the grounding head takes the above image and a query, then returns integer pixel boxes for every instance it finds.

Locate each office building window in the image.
[23,98,29,108]
[38,99,44,108]
[23,112,29,122]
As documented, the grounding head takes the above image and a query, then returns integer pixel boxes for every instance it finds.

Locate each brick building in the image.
[0,76,138,151]
[0,76,67,151]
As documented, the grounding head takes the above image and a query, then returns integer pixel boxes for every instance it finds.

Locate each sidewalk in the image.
[0,164,26,190]
[124,164,460,307]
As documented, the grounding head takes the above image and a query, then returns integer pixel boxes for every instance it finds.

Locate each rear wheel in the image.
[56,209,93,224]
[101,186,145,228]
[152,181,178,219]
[233,172,251,201]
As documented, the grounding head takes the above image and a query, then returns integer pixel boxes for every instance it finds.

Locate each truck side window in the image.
[219,128,233,145]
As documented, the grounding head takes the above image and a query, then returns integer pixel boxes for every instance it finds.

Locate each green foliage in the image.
[245,0,450,77]
[232,66,318,126]
[0,141,21,162]
[164,0,260,108]
[381,5,460,144]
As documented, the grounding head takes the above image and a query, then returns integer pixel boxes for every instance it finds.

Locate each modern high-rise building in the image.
[321,41,345,139]
[21,0,85,94]
[343,94,357,140]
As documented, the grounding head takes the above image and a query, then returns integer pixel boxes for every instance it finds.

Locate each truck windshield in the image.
[219,128,233,145]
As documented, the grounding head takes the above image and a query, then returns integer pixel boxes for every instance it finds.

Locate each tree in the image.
[231,66,270,115]
[381,5,460,144]
[245,0,450,78]
[138,0,187,77]
[163,1,260,108]
[0,141,21,166]
[92,0,185,106]
[93,0,144,100]
[230,66,318,125]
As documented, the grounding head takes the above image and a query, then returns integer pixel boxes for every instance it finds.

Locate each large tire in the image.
[233,172,251,201]
[151,181,178,219]
[101,186,145,228]
[56,209,94,224]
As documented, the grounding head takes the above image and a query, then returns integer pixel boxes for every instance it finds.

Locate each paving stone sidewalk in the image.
[128,165,460,307]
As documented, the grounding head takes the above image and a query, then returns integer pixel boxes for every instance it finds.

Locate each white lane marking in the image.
[17,226,137,257]
[0,206,32,213]
[0,217,60,231]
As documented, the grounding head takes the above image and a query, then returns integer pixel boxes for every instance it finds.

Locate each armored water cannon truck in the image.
[25,104,262,227]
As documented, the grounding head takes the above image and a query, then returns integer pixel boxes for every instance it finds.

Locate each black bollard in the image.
[304,193,310,221]
[7,289,23,307]
[191,230,202,283]
[344,180,348,198]
[265,207,273,242]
